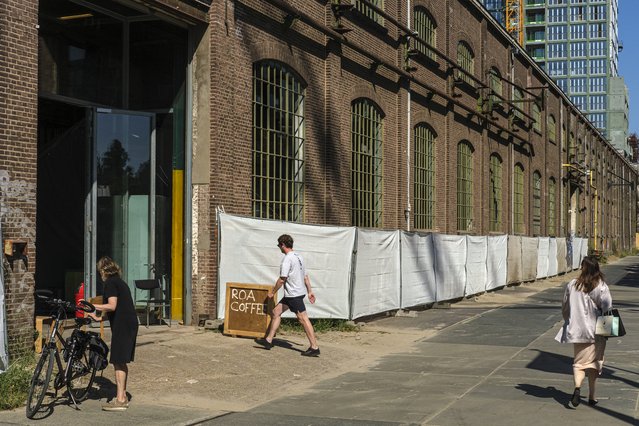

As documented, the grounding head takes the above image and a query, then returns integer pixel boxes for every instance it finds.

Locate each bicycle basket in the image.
[87,333,109,370]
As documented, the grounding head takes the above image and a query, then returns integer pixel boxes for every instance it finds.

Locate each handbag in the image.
[595,309,626,337]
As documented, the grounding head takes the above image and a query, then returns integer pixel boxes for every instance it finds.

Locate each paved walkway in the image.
[1,256,638,425]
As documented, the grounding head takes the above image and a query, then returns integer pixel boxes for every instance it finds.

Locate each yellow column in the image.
[171,170,184,320]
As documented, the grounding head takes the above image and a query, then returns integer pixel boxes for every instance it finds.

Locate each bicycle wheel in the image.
[26,348,55,418]
[66,344,97,402]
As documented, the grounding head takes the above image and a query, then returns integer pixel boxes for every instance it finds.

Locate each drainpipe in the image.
[184,38,194,326]
[406,1,411,232]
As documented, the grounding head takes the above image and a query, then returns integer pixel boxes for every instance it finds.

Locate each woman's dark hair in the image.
[575,255,604,293]
[97,256,121,279]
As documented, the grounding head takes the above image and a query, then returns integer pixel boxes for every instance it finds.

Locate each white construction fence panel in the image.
[433,234,467,301]
[548,238,558,276]
[521,237,539,281]
[351,229,401,319]
[465,236,487,297]
[217,213,355,319]
[400,232,436,308]
[571,238,582,270]
[536,237,550,279]
[581,238,589,262]
[0,220,7,372]
[507,236,523,284]
[487,235,508,291]
[556,238,568,274]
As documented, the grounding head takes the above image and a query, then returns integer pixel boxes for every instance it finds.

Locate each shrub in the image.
[0,354,35,411]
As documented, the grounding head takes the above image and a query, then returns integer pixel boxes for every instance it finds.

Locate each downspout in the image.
[406,1,411,232]
[510,48,515,235]
[184,36,194,326]
[590,171,598,251]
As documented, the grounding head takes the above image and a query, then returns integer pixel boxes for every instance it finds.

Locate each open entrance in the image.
[36,0,190,321]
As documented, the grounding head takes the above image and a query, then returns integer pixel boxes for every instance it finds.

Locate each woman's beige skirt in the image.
[573,337,606,373]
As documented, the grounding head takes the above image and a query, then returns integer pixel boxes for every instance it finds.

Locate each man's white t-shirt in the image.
[280,251,306,298]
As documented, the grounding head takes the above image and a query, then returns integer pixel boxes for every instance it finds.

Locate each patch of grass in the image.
[0,354,35,411]
[279,318,358,333]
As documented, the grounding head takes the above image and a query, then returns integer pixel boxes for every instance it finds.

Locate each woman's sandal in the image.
[571,388,581,407]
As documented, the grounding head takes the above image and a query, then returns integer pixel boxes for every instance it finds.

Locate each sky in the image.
[619,0,639,135]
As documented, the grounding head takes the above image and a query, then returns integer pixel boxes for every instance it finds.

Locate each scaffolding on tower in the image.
[505,0,523,45]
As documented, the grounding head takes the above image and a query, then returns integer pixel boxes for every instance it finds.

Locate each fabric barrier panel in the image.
[465,236,487,297]
[218,213,355,319]
[0,220,7,372]
[556,238,568,273]
[400,232,436,308]
[351,229,401,319]
[433,234,467,301]
[536,237,550,279]
[487,235,508,291]
[521,237,539,281]
[507,236,523,284]
[571,238,582,270]
[581,238,589,263]
[548,238,558,276]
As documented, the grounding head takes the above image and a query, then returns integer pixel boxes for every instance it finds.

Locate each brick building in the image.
[0,0,636,357]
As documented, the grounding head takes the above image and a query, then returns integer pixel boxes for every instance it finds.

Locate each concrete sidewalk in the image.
[1,256,637,425]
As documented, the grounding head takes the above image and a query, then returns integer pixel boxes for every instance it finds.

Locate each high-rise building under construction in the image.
[479,0,629,156]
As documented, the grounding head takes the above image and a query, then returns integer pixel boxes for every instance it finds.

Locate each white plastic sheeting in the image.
[548,238,558,276]
[570,238,580,270]
[0,220,7,373]
[507,236,523,284]
[351,230,401,319]
[486,235,508,291]
[217,213,355,319]
[400,232,436,308]
[521,237,539,281]
[465,236,488,296]
[581,238,589,262]
[556,238,568,273]
[536,237,550,279]
[433,234,467,301]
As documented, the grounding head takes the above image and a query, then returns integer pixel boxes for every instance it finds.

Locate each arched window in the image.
[568,132,576,162]
[548,177,556,236]
[356,0,384,24]
[457,141,474,231]
[513,163,525,234]
[548,115,557,143]
[532,103,541,132]
[352,98,383,227]
[252,60,305,221]
[456,42,474,85]
[533,171,542,235]
[414,7,436,60]
[489,67,502,98]
[414,124,435,230]
[489,154,502,232]
[513,87,525,122]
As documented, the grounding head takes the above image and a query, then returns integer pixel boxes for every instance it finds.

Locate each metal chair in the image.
[134,277,171,328]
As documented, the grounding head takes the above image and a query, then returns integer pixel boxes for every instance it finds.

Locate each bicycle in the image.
[26,290,107,419]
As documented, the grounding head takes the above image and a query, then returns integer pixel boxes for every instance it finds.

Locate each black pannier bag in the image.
[87,332,109,370]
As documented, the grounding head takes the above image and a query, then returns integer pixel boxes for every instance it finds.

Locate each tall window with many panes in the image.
[352,99,383,227]
[356,0,384,25]
[457,141,474,231]
[252,61,305,222]
[456,42,474,85]
[413,124,435,230]
[548,177,556,236]
[414,7,436,60]
[489,154,502,232]
[513,164,525,234]
[533,171,542,236]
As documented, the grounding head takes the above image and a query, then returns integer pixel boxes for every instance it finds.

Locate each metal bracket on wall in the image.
[330,0,354,34]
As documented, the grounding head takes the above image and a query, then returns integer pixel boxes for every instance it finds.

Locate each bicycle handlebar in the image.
[35,290,96,314]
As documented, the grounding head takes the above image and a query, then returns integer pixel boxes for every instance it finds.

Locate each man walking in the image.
[257,234,320,357]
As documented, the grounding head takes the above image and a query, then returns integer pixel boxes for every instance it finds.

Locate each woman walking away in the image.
[88,256,139,411]
[555,255,612,408]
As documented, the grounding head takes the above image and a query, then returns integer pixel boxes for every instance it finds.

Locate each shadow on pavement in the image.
[515,384,571,408]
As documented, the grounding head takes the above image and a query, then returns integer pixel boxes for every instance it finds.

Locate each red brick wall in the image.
[0,0,39,356]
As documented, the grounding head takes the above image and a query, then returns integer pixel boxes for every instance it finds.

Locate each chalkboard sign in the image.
[223,283,274,338]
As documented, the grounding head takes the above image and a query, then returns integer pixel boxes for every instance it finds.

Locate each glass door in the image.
[85,108,155,302]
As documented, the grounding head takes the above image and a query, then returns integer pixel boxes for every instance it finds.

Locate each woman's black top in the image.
[103,276,138,363]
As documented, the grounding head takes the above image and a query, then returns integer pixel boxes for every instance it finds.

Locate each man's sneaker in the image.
[255,338,274,350]
[102,399,129,411]
[301,347,320,357]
